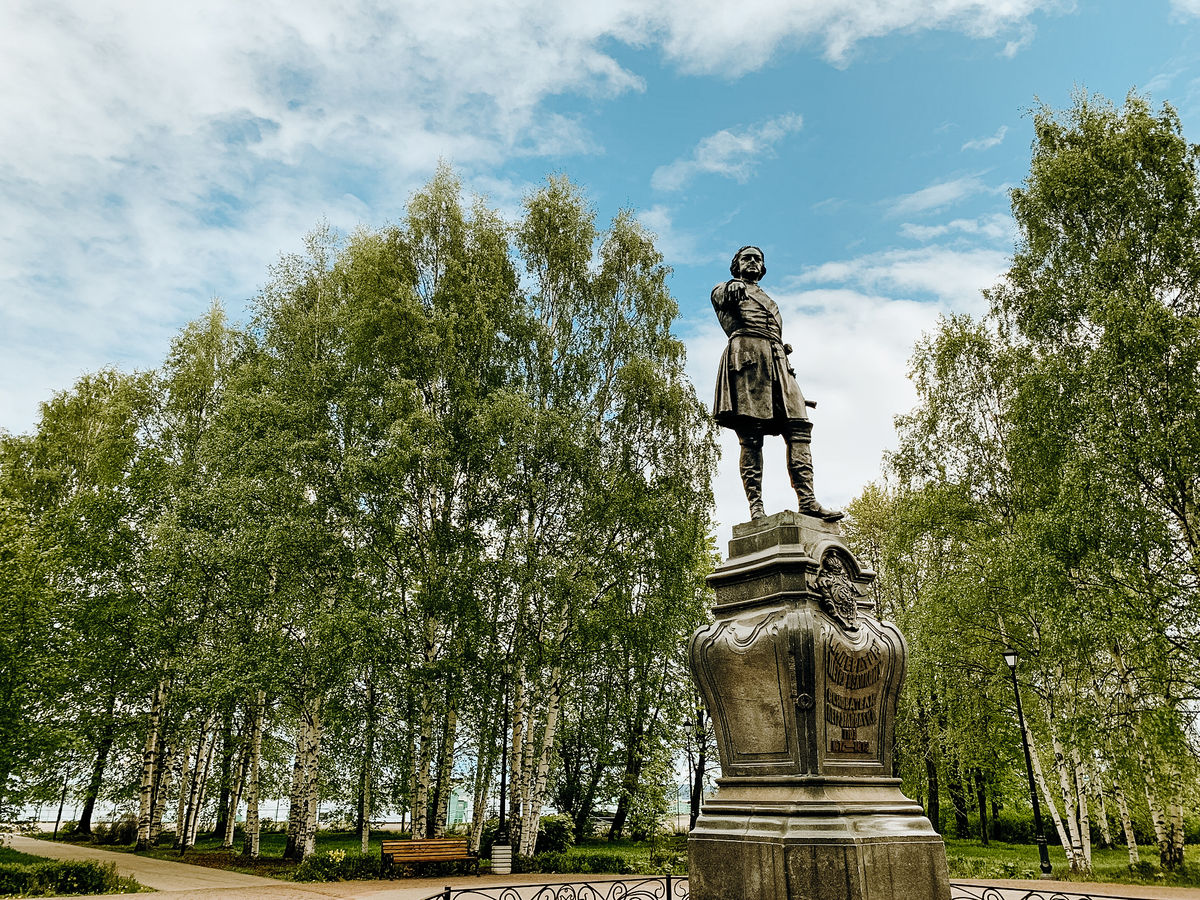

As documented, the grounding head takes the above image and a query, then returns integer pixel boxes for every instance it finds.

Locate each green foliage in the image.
[533,815,575,854]
[855,88,1200,874]
[0,859,141,897]
[0,166,716,865]
[514,850,637,875]
[291,849,381,882]
[91,816,137,846]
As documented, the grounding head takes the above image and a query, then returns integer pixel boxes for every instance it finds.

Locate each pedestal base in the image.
[688,780,950,900]
[689,512,951,899]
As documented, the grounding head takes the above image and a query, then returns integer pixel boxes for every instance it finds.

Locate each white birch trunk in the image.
[1071,747,1092,870]
[1168,789,1185,869]
[517,678,537,845]
[287,695,323,860]
[412,693,434,839]
[1140,755,1168,862]
[182,714,217,851]
[1049,725,1084,871]
[222,737,249,849]
[514,676,540,856]
[189,725,218,847]
[1025,717,1075,868]
[243,691,265,858]
[468,713,498,852]
[137,679,168,848]
[286,713,309,854]
[1112,646,1169,865]
[1113,779,1139,865]
[174,743,193,848]
[360,771,371,854]
[1091,763,1112,848]
[508,666,526,831]
[359,755,371,855]
[150,743,173,845]
[518,664,563,855]
[432,699,457,837]
[303,776,319,858]
[359,681,375,856]
[304,697,324,858]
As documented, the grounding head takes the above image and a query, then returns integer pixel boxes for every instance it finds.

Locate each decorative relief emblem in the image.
[816,550,863,631]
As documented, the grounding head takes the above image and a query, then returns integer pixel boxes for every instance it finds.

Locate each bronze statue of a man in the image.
[712,245,843,522]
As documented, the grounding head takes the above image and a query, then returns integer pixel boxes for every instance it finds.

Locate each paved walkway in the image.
[11,836,1200,900]
[953,878,1200,899]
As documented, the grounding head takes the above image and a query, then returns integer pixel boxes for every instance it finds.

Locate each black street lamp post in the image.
[1003,649,1053,878]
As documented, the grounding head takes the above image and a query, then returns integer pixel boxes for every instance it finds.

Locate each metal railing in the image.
[948,887,1135,900]
[421,877,1129,900]
[420,875,687,900]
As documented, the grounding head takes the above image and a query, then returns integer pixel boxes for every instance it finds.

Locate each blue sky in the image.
[4,0,1200,541]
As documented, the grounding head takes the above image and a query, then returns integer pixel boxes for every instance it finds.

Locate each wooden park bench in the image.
[380,837,479,878]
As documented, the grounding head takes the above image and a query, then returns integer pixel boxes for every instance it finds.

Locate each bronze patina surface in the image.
[711,247,842,523]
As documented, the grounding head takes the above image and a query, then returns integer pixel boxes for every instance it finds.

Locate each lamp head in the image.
[1002,649,1019,670]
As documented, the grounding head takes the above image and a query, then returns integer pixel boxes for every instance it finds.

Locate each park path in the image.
[953,877,1200,899]
[7,835,282,892]
[10,838,1200,900]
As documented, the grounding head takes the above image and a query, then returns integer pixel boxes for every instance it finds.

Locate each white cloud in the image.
[962,125,1009,151]
[1171,0,1200,16]
[796,246,1006,306]
[1001,22,1036,57]
[0,0,1058,432]
[636,205,720,267]
[900,213,1014,242]
[651,114,804,191]
[655,0,1054,70]
[888,175,999,216]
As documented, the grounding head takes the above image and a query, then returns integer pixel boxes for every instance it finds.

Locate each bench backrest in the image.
[381,838,472,860]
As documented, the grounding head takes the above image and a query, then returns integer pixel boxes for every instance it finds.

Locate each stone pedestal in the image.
[688,512,950,900]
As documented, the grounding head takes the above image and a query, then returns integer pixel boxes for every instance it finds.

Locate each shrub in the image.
[0,858,138,896]
[515,851,637,875]
[292,849,382,882]
[94,815,138,846]
[646,833,686,875]
[0,864,35,895]
[535,815,575,854]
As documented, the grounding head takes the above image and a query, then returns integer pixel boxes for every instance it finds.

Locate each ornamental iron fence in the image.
[420,877,1135,900]
[420,875,687,900]
[948,887,1139,900]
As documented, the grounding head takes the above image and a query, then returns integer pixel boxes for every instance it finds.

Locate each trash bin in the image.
[491,842,512,875]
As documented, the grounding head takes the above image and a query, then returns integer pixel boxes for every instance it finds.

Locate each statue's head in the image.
[730,245,766,281]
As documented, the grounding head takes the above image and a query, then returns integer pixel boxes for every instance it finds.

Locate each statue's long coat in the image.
[711,279,808,434]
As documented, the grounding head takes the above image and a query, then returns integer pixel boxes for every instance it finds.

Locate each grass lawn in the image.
[63,830,413,879]
[0,845,51,866]
[944,838,1200,887]
[134,832,366,877]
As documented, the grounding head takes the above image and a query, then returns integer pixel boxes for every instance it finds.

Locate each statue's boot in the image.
[738,432,767,521]
[786,425,844,522]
